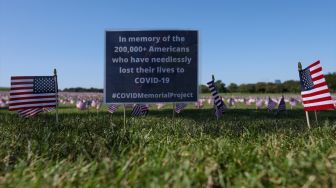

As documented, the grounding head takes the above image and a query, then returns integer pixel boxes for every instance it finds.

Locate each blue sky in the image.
[0,0,335,89]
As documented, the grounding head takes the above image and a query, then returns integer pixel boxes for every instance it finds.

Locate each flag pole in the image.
[54,68,59,124]
[298,62,310,129]
[305,111,311,129]
[314,110,318,124]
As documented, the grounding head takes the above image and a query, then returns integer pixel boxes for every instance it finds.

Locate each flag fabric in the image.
[289,97,298,108]
[214,103,226,119]
[194,100,204,109]
[131,104,149,116]
[0,99,7,108]
[18,108,43,118]
[228,98,235,107]
[43,107,55,112]
[175,103,187,113]
[207,80,225,118]
[267,97,277,111]
[277,96,286,113]
[255,98,263,109]
[299,61,334,111]
[76,101,87,110]
[108,104,119,113]
[9,76,57,111]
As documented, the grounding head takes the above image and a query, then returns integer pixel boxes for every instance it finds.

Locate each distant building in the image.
[274,80,281,84]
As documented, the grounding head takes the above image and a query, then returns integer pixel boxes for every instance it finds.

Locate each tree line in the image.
[1,72,334,93]
[62,87,103,92]
[200,72,336,93]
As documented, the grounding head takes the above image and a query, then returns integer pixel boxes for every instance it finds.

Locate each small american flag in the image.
[289,98,298,108]
[267,97,277,111]
[9,76,57,116]
[228,98,235,107]
[299,61,334,111]
[207,80,225,118]
[175,103,187,113]
[255,98,263,109]
[108,104,119,113]
[277,96,286,113]
[215,104,226,119]
[131,104,149,116]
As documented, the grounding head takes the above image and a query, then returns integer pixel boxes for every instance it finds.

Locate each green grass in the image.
[0,106,336,187]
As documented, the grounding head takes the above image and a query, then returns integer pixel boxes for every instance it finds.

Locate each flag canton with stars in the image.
[299,68,314,91]
[33,76,56,93]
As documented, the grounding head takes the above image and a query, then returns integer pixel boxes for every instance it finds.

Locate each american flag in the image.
[175,103,187,113]
[289,97,298,109]
[207,80,225,118]
[277,96,286,113]
[267,97,277,111]
[299,61,334,111]
[194,100,204,109]
[9,76,57,114]
[255,98,263,109]
[131,104,149,116]
[108,104,119,113]
[228,98,235,107]
[215,104,226,119]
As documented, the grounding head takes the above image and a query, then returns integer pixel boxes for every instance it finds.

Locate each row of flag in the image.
[4,60,335,119]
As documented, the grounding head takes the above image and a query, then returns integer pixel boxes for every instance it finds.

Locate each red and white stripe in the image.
[9,76,57,111]
[18,108,43,118]
[301,61,334,111]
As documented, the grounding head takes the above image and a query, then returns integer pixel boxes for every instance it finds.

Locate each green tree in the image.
[215,80,228,93]
[200,84,210,93]
[228,83,238,93]
[325,72,336,92]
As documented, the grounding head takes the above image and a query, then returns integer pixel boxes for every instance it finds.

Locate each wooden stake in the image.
[54,69,59,124]
[298,62,310,129]
[305,111,311,129]
[314,110,318,124]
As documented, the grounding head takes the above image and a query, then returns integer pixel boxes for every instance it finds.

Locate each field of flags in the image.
[1,61,336,187]
[0,91,315,113]
[0,61,335,126]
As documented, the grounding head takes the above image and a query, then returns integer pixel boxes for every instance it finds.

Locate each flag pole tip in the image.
[298,62,302,71]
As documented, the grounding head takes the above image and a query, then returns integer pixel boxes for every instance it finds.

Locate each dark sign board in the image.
[105,30,198,103]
